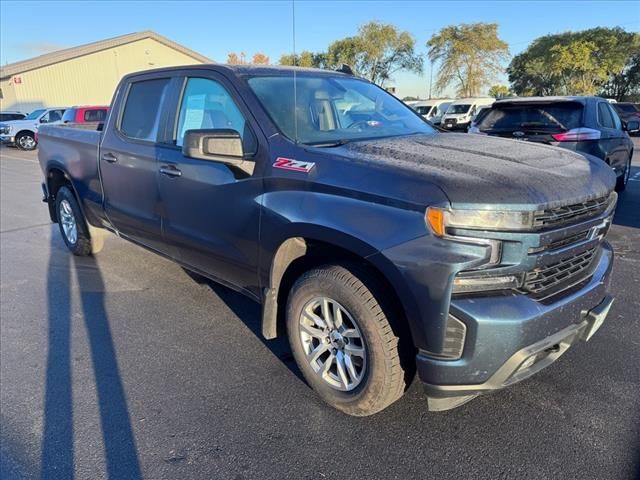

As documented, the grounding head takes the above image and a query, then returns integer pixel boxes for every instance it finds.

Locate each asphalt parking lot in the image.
[1,142,639,480]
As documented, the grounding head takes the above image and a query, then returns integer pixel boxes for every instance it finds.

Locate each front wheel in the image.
[616,154,632,192]
[286,264,409,416]
[16,131,37,151]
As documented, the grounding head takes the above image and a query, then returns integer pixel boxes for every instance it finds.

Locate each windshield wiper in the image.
[306,138,352,148]
[520,122,567,131]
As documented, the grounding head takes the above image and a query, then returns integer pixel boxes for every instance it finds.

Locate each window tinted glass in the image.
[84,109,107,122]
[598,102,615,128]
[614,104,638,113]
[477,102,583,131]
[120,78,170,141]
[61,109,77,123]
[25,109,46,120]
[606,104,622,130]
[176,77,248,148]
[448,104,471,114]
[0,113,25,121]
[41,109,64,123]
[248,75,433,144]
[415,106,431,115]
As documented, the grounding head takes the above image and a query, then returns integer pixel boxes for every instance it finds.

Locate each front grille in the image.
[444,118,457,126]
[533,195,611,229]
[544,230,591,251]
[523,248,598,298]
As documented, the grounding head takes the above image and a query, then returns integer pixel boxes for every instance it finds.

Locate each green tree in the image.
[427,23,509,97]
[508,27,640,99]
[278,50,326,68]
[488,84,511,98]
[600,52,640,101]
[326,21,423,85]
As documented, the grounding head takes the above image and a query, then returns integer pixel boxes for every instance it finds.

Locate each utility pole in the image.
[428,60,433,99]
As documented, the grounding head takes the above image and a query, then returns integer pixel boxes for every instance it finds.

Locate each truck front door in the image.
[155,73,264,297]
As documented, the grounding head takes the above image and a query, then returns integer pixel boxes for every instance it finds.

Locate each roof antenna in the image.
[292,0,298,143]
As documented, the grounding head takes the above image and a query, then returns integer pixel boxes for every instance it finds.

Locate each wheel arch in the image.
[45,164,83,223]
[262,233,416,355]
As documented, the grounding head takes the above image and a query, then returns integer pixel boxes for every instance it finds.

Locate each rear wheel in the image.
[16,131,37,151]
[55,186,92,256]
[616,154,632,192]
[286,264,409,416]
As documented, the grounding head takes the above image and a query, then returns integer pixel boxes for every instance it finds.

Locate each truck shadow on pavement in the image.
[41,233,142,480]
[181,268,305,382]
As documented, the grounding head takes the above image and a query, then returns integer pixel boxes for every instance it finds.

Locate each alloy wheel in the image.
[59,199,78,244]
[298,297,367,391]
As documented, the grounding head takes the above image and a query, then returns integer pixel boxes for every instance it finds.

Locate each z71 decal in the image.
[273,157,315,173]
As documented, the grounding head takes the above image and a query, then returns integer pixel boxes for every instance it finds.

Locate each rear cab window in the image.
[119,78,171,141]
[477,102,584,132]
[84,109,107,122]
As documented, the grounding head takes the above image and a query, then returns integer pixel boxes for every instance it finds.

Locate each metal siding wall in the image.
[1,39,205,112]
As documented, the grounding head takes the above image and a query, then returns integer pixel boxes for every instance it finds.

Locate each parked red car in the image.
[61,106,109,124]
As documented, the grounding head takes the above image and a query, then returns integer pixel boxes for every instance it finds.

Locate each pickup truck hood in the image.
[336,133,615,209]
[0,119,36,130]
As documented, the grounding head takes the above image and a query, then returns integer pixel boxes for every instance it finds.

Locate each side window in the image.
[85,109,106,122]
[49,110,64,122]
[606,104,622,130]
[597,102,615,129]
[176,77,248,148]
[120,78,170,141]
[61,109,76,123]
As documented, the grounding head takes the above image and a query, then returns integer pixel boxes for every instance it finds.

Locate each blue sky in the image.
[1,0,638,97]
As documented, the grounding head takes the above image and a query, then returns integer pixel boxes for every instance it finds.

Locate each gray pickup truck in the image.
[38,65,616,416]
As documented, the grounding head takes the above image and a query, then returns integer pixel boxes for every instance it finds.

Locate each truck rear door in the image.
[154,71,265,296]
[99,72,179,253]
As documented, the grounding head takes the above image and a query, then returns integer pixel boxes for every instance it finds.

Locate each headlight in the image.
[426,206,535,233]
[0,124,10,134]
[452,274,522,293]
[427,206,530,291]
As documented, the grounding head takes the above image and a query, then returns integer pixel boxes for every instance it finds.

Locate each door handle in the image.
[102,152,118,163]
[159,165,182,177]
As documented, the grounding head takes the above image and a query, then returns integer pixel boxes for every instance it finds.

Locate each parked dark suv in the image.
[611,102,640,132]
[471,96,638,192]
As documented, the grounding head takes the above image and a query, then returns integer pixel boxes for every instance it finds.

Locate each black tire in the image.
[55,186,92,256]
[615,154,632,192]
[16,131,37,151]
[286,264,409,416]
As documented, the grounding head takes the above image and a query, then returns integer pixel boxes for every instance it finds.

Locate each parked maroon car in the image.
[61,106,109,124]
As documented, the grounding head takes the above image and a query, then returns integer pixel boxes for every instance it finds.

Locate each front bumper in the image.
[0,135,15,144]
[418,243,614,411]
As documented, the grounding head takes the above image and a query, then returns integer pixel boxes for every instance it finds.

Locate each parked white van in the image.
[411,99,454,125]
[441,97,495,131]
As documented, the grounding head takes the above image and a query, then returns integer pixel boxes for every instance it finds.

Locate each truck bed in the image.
[37,123,105,226]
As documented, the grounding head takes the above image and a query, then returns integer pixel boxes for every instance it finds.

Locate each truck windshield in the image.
[25,109,46,120]
[248,75,434,145]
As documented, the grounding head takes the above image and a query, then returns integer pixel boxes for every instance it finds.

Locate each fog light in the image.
[440,314,467,360]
